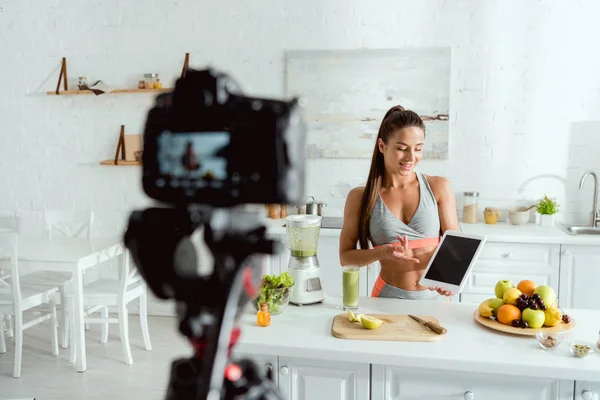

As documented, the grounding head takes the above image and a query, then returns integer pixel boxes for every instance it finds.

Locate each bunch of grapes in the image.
[515,293,546,312]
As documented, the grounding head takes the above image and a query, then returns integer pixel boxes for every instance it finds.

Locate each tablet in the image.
[418,230,487,294]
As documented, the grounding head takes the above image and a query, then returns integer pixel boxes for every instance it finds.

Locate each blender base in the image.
[287,257,326,305]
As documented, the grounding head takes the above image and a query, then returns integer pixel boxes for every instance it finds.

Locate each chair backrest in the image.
[0,232,20,303]
[0,210,21,233]
[44,210,94,238]
[119,249,143,296]
[0,211,19,285]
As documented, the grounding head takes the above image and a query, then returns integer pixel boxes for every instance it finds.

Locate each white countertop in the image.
[236,296,600,382]
[264,218,600,245]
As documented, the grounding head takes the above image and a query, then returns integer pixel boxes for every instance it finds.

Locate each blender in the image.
[285,214,325,305]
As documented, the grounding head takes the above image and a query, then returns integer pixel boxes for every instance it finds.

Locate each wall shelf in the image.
[100,159,141,166]
[46,88,172,95]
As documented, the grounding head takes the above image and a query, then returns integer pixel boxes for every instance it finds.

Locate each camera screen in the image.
[157,131,230,189]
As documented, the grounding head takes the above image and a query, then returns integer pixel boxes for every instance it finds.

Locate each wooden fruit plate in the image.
[472,310,576,337]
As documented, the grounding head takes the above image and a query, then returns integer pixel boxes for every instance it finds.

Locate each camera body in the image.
[141,68,306,208]
[124,68,305,399]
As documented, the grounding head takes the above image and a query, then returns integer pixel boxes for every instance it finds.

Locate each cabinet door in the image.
[372,365,574,400]
[266,233,283,276]
[460,243,560,304]
[231,351,279,387]
[278,356,369,400]
[574,381,600,400]
[559,245,600,310]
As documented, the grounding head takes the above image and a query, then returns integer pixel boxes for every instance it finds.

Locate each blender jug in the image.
[286,215,321,257]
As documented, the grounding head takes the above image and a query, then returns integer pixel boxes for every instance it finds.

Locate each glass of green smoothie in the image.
[342,265,360,310]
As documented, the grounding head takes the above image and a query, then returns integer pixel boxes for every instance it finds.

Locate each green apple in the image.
[533,285,557,307]
[522,308,545,329]
[489,298,505,316]
[494,280,514,299]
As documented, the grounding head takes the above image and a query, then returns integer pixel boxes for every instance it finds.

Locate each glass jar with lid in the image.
[462,192,479,223]
[143,73,159,89]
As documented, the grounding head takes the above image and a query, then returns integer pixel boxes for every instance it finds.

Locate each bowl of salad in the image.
[253,272,295,315]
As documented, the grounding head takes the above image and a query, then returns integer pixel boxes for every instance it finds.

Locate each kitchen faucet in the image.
[579,171,600,227]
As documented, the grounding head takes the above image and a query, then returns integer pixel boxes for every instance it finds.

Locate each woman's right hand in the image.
[377,235,420,263]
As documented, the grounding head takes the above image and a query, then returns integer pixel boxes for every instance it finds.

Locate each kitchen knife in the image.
[408,315,447,335]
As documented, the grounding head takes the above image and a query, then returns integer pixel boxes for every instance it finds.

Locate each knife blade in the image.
[409,315,447,335]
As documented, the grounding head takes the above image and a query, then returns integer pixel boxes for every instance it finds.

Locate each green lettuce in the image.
[254,272,295,314]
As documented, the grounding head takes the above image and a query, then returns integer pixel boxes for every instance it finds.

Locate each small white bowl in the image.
[509,207,531,225]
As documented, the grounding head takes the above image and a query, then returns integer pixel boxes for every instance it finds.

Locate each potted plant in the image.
[536,195,559,227]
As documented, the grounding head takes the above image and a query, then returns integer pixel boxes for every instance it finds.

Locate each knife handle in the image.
[425,321,447,335]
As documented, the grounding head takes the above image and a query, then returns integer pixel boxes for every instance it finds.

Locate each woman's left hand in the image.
[429,286,454,297]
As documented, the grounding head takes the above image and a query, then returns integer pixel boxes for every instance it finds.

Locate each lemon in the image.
[347,310,358,322]
[355,313,365,323]
[360,315,383,330]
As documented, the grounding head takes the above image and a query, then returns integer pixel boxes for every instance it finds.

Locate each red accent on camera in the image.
[225,363,242,382]
[243,267,258,298]
[190,327,242,359]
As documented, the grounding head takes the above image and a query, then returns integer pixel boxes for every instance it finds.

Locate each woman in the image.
[339,105,460,300]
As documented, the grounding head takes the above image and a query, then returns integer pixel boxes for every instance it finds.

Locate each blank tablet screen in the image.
[424,235,483,285]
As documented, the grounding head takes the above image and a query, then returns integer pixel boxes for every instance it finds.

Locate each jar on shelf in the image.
[144,73,158,89]
[483,207,499,224]
[155,78,163,89]
[78,76,88,90]
[138,80,146,89]
[462,192,479,223]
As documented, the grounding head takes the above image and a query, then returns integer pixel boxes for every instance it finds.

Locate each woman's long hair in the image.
[357,105,425,249]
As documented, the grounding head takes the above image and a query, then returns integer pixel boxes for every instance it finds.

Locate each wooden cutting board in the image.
[331,313,445,342]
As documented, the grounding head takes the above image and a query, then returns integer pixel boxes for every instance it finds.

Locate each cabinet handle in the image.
[280,366,289,375]
[581,390,594,400]
[464,391,475,400]
[265,363,273,372]
[563,250,572,257]
[502,253,513,259]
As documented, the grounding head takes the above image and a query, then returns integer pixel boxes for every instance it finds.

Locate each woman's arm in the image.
[431,177,460,234]
[339,187,381,267]
[339,187,419,267]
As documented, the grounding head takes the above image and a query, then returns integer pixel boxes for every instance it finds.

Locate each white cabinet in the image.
[460,242,561,305]
[574,381,600,400]
[559,245,600,310]
[371,365,574,400]
[231,351,279,386]
[233,354,370,400]
[278,356,370,400]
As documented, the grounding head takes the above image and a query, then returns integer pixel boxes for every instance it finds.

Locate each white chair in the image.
[0,232,59,378]
[20,210,94,349]
[68,249,151,366]
[0,210,21,339]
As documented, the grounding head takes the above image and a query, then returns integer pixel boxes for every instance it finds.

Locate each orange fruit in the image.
[517,280,537,297]
[497,304,521,325]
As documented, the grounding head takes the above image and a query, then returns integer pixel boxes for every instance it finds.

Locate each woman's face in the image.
[378,127,425,176]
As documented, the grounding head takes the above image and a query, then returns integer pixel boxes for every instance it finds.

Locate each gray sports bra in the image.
[369,172,441,245]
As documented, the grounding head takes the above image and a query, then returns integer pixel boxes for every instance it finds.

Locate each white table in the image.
[17,236,125,372]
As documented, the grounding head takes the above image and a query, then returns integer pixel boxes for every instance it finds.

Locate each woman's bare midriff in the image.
[378,245,437,291]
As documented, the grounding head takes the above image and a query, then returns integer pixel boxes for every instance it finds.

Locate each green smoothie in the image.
[342,267,360,309]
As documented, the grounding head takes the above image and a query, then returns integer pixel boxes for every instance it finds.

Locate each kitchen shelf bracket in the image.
[55,57,68,95]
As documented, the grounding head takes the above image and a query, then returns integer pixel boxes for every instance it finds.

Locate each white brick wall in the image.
[2,0,600,310]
